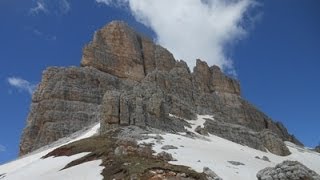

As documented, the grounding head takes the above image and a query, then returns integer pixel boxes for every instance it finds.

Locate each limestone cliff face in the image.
[81,21,176,81]
[20,21,301,156]
[19,66,134,155]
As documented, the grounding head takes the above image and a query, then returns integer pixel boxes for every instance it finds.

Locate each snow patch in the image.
[186,115,214,132]
[140,115,320,180]
[41,159,104,180]
[0,123,103,180]
[169,114,214,133]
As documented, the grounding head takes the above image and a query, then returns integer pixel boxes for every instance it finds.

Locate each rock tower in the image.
[20,21,302,156]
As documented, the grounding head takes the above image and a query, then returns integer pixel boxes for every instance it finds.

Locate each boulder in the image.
[257,161,320,180]
[203,167,222,180]
[259,130,291,156]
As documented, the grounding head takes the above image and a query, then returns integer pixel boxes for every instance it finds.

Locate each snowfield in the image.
[1,116,319,180]
[0,123,103,180]
[141,115,320,180]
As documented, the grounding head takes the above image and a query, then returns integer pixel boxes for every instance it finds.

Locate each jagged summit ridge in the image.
[82,21,241,95]
[20,21,301,156]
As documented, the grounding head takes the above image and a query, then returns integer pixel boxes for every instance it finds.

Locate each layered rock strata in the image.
[20,21,301,156]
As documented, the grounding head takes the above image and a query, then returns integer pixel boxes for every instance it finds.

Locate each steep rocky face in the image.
[20,66,134,155]
[193,60,240,95]
[20,20,301,156]
[81,21,176,81]
[81,21,145,81]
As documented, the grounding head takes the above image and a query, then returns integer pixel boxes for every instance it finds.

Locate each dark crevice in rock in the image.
[117,94,121,125]
[136,35,146,77]
[264,119,269,129]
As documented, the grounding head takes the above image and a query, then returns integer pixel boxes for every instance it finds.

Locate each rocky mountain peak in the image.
[81,21,145,81]
[81,20,176,81]
[20,21,301,157]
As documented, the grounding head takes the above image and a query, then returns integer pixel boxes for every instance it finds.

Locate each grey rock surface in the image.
[257,161,320,180]
[114,146,127,156]
[20,66,132,155]
[156,151,176,161]
[262,156,271,162]
[204,118,267,152]
[161,145,178,150]
[195,125,209,136]
[203,167,222,180]
[99,81,192,133]
[259,130,291,156]
[20,20,302,156]
[228,161,245,166]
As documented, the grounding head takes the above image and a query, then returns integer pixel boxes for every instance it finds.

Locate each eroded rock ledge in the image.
[20,21,301,156]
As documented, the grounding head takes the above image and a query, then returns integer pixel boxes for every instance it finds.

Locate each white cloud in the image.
[7,77,36,95]
[96,0,112,5]
[96,0,127,7]
[96,0,257,74]
[0,144,6,152]
[30,0,71,15]
[30,1,47,14]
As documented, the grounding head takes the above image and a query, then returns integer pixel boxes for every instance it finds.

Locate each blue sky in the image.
[0,0,319,164]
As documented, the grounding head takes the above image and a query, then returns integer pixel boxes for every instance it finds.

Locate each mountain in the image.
[1,21,319,180]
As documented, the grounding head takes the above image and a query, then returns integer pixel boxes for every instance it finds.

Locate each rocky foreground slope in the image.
[20,21,302,157]
[2,119,319,180]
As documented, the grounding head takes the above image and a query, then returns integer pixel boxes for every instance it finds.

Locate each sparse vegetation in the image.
[43,129,208,180]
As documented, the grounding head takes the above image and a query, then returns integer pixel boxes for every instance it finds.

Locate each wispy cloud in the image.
[0,144,6,152]
[30,28,57,41]
[59,0,71,14]
[96,0,259,75]
[30,0,71,16]
[7,77,36,95]
[96,0,126,7]
[30,1,47,15]
[96,0,112,5]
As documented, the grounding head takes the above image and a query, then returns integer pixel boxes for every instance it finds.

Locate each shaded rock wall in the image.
[20,66,133,155]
